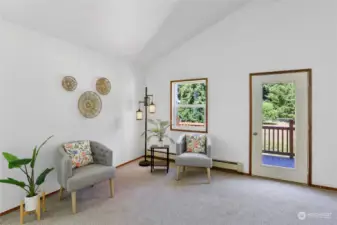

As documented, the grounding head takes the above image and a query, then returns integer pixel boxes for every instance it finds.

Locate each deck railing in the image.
[175,116,205,127]
[176,122,204,127]
[262,120,295,158]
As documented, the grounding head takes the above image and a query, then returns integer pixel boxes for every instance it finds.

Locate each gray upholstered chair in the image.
[56,141,116,214]
[175,134,212,183]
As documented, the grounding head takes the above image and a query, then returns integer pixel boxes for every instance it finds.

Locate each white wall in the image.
[0,18,144,212]
[145,0,337,187]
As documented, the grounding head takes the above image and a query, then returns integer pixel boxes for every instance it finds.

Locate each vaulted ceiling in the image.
[135,0,251,66]
[0,0,252,65]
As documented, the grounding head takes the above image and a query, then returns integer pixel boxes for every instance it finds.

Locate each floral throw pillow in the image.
[63,140,94,169]
[186,134,207,154]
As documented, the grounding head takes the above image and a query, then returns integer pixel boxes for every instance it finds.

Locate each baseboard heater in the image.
[146,150,244,174]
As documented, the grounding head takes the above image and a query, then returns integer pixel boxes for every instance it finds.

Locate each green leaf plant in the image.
[0,136,54,197]
[141,119,175,144]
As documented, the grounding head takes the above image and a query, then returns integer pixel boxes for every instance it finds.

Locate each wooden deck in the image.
[262,155,295,168]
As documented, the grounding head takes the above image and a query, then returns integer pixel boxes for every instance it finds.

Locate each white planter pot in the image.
[25,195,39,211]
[158,140,164,147]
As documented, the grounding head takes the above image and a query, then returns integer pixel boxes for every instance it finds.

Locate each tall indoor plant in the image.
[0,136,54,211]
[142,119,175,146]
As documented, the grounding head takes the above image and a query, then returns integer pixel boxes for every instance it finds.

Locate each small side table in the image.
[150,145,170,173]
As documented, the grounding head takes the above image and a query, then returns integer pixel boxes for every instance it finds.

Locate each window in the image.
[170,78,208,133]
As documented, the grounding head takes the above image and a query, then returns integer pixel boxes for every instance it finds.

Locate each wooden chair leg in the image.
[109,178,114,198]
[59,186,64,201]
[71,192,76,214]
[176,166,180,180]
[207,168,211,183]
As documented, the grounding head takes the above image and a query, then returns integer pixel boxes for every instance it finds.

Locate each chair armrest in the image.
[176,134,186,155]
[206,136,212,158]
[56,147,72,188]
[90,141,113,166]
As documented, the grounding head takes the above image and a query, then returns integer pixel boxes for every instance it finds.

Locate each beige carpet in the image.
[1,160,337,225]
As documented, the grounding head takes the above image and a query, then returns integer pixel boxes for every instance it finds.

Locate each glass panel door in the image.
[261,82,296,169]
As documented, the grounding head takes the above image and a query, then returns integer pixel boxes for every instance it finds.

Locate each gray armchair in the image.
[56,141,116,214]
[175,134,212,183]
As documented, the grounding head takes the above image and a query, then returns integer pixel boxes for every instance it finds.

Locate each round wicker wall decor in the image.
[62,76,77,91]
[78,91,102,118]
[96,77,111,95]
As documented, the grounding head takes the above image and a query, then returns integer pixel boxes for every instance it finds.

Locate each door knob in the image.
[253,132,258,136]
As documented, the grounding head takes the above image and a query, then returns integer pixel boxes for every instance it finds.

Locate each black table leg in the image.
[152,148,154,172]
[151,147,153,172]
[166,148,169,173]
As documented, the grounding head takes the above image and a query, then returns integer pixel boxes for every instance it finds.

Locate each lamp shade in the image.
[136,109,143,120]
[149,102,156,113]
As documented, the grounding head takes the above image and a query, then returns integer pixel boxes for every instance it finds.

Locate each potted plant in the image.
[0,136,54,211]
[142,119,175,147]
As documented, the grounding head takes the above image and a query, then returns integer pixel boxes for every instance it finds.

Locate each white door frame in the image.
[249,69,312,185]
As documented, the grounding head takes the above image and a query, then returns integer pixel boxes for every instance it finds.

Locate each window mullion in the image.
[177,104,205,108]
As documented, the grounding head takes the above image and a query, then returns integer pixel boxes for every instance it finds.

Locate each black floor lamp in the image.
[136,87,156,167]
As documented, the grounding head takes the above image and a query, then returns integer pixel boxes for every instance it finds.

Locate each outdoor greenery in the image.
[0,136,54,197]
[174,82,294,123]
[262,83,295,121]
[177,83,206,123]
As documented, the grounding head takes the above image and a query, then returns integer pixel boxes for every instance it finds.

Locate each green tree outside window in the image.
[176,83,206,123]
